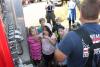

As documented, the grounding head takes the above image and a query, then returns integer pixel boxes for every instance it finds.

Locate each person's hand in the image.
[43,35,48,39]
[43,35,50,40]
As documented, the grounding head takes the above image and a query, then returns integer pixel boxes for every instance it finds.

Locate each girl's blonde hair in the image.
[28,26,38,35]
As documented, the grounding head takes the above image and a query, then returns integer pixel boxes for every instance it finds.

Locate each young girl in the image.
[27,26,42,66]
[39,25,56,67]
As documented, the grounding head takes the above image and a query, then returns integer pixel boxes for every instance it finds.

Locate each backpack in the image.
[74,28,100,67]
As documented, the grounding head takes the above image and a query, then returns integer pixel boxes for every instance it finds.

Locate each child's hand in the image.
[44,35,50,40]
[44,35,48,39]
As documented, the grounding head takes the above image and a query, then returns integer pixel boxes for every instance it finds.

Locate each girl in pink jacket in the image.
[28,26,42,66]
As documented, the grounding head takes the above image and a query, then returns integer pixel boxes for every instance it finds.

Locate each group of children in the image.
[27,0,81,66]
[27,18,68,67]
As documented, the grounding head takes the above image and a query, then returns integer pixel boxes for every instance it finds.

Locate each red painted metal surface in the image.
[0,17,14,67]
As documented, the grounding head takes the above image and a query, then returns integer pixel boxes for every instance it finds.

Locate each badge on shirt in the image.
[82,39,90,58]
[83,47,89,58]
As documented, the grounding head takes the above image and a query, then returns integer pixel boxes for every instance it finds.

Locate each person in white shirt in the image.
[67,0,76,31]
[39,25,56,67]
[45,1,56,26]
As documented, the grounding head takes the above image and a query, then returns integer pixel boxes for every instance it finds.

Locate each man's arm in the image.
[54,48,67,62]
[54,32,75,62]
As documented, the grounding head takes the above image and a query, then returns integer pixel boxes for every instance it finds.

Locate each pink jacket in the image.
[28,35,42,60]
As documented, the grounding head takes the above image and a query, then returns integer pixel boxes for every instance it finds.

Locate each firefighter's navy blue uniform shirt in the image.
[58,23,100,67]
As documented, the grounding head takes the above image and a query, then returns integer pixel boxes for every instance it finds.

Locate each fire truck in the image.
[0,0,32,67]
[0,17,15,67]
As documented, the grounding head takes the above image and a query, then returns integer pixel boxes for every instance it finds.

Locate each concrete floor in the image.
[23,2,81,29]
[23,2,47,28]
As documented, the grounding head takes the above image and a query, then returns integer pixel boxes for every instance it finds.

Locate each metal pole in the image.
[9,0,17,28]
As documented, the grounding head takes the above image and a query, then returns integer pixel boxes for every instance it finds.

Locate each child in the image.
[27,26,42,66]
[52,17,64,33]
[56,27,68,67]
[39,25,56,67]
[38,18,52,34]
[52,17,65,43]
